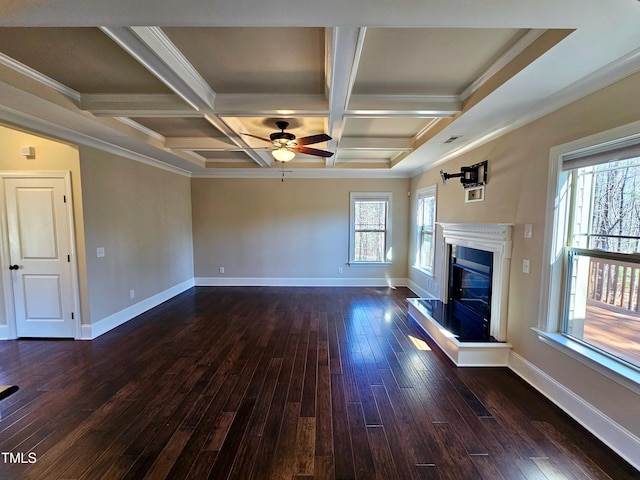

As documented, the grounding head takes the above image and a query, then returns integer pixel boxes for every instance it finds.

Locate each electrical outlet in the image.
[338,267,343,274]
[130,289,135,299]
[96,247,105,258]
[219,266,225,274]
[522,259,531,274]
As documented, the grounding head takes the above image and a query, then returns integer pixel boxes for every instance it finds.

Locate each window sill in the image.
[411,265,433,277]
[533,328,640,395]
[348,261,392,267]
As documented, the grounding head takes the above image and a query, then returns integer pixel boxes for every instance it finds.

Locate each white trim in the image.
[349,191,393,264]
[80,279,194,340]
[0,52,81,102]
[0,171,81,339]
[0,105,194,177]
[438,223,513,341]
[407,279,431,299]
[460,29,546,102]
[414,184,437,274]
[410,47,640,179]
[101,26,215,111]
[408,299,512,367]
[509,351,640,472]
[540,120,640,375]
[190,168,411,179]
[534,330,640,395]
[195,277,408,287]
[0,324,11,340]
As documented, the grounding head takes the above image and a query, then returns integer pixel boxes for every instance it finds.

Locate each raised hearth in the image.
[408,297,512,366]
[408,223,513,366]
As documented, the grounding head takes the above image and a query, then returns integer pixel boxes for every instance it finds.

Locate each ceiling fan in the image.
[242,120,333,162]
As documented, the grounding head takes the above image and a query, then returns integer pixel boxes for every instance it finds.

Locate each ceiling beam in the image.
[81,93,196,117]
[165,137,239,150]
[348,94,461,117]
[339,137,413,151]
[324,26,366,167]
[81,91,460,119]
[101,26,214,111]
[101,26,272,167]
[214,94,329,117]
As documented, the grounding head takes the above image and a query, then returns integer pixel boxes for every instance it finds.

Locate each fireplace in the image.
[440,223,513,342]
[407,223,513,365]
[449,245,493,341]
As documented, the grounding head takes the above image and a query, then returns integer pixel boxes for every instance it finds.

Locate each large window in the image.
[414,185,437,274]
[349,192,392,264]
[543,129,640,381]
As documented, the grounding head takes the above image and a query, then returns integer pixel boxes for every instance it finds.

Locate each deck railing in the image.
[587,256,640,312]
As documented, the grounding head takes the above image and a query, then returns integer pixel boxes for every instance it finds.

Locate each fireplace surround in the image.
[408,223,514,366]
[439,223,513,341]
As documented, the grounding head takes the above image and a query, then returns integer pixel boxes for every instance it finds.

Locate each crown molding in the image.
[191,167,411,179]
[410,46,640,178]
[0,52,80,101]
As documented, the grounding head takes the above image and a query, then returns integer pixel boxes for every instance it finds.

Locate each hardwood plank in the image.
[203,411,236,451]
[248,382,288,479]
[300,331,318,418]
[294,417,316,476]
[314,364,333,457]
[367,425,400,480]
[371,383,420,479]
[0,287,636,480]
[269,401,301,480]
[346,401,377,479]
[207,396,257,479]
[330,373,356,480]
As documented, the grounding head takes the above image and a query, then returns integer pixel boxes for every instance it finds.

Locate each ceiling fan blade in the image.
[293,146,334,158]
[296,133,332,146]
[240,133,272,143]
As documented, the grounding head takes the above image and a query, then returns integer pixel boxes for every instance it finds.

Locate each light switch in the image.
[524,224,533,238]
[522,259,531,274]
[96,247,105,258]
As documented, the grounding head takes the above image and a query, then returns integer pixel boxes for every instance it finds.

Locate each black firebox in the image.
[448,245,493,341]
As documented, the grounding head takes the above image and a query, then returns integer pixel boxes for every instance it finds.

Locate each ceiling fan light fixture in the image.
[272,147,295,162]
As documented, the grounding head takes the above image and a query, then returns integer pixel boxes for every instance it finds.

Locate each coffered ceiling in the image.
[0,0,639,177]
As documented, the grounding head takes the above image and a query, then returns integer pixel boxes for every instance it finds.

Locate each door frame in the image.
[0,171,81,339]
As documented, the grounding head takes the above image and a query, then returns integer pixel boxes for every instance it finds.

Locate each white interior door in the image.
[4,176,76,338]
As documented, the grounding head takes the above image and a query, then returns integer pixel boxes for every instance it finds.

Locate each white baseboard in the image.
[80,279,194,340]
[0,323,11,340]
[407,279,431,298]
[194,277,409,287]
[508,351,640,471]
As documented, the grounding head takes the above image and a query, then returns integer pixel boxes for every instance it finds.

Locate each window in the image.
[349,192,392,264]
[414,185,437,274]
[542,126,640,385]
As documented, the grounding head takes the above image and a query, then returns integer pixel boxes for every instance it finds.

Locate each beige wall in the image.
[191,177,410,282]
[79,147,193,323]
[0,125,87,328]
[410,71,640,438]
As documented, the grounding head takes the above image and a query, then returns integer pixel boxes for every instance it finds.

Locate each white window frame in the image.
[538,120,640,393]
[413,185,437,275]
[349,192,392,265]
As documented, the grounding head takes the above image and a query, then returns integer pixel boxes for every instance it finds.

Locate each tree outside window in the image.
[350,193,392,264]
[415,185,436,274]
[566,155,640,368]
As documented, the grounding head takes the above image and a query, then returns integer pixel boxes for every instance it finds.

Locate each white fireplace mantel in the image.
[438,222,514,342]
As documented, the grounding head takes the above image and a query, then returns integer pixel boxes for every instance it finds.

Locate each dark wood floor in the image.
[0,287,638,480]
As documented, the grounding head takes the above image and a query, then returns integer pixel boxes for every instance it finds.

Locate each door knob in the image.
[9,264,19,270]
